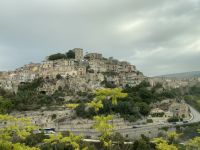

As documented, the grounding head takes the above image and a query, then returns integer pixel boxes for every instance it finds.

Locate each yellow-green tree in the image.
[86,100,103,112]
[43,133,63,150]
[92,115,114,149]
[44,132,85,150]
[66,103,79,109]
[152,137,178,150]
[95,88,127,105]
[167,131,182,144]
[0,114,39,150]
[0,140,39,150]
[186,137,200,150]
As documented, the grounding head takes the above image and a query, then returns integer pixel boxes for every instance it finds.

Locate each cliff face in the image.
[0,48,145,94]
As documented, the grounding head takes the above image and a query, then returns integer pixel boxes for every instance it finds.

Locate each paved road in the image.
[188,105,200,123]
[75,106,200,143]
[58,104,200,139]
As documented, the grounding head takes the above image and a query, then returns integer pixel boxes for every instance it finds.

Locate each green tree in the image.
[75,103,88,118]
[137,102,150,116]
[138,88,154,103]
[167,116,180,123]
[133,135,152,150]
[0,96,13,114]
[66,50,75,59]
[56,74,62,80]
[48,53,67,60]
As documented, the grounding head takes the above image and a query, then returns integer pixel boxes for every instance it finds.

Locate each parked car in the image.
[132,125,140,128]
[43,128,56,134]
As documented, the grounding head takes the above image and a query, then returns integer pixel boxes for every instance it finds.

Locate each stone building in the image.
[150,108,165,116]
[72,48,83,61]
[88,59,107,73]
[169,101,190,118]
[85,53,103,60]
[76,66,86,77]
[0,48,145,94]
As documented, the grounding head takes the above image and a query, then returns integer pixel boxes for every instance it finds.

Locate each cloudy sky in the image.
[0,0,200,76]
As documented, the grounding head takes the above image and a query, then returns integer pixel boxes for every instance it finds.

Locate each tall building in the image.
[72,48,83,61]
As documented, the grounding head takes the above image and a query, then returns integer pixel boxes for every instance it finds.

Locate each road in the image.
[58,104,200,139]
[188,105,200,123]
[68,106,200,143]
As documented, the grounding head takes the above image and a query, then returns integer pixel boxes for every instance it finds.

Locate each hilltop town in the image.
[1,48,200,150]
[1,0,200,149]
[0,48,145,94]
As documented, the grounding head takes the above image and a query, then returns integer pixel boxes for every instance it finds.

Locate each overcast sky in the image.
[0,0,200,76]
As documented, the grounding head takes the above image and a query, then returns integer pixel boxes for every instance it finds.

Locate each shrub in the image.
[48,53,67,60]
[167,116,180,122]
[147,119,153,123]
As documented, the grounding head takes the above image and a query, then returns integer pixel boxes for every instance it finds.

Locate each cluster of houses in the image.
[149,77,200,89]
[150,99,190,121]
[0,48,145,94]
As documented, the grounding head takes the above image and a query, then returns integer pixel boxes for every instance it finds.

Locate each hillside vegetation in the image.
[74,81,178,122]
[0,78,179,123]
[1,78,200,149]
[184,84,200,112]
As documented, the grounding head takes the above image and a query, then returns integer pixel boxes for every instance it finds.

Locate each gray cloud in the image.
[0,0,200,76]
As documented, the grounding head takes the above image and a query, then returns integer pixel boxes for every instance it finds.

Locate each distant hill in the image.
[155,71,200,79]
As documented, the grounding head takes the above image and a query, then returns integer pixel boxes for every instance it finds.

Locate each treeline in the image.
[47,50,75,60]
